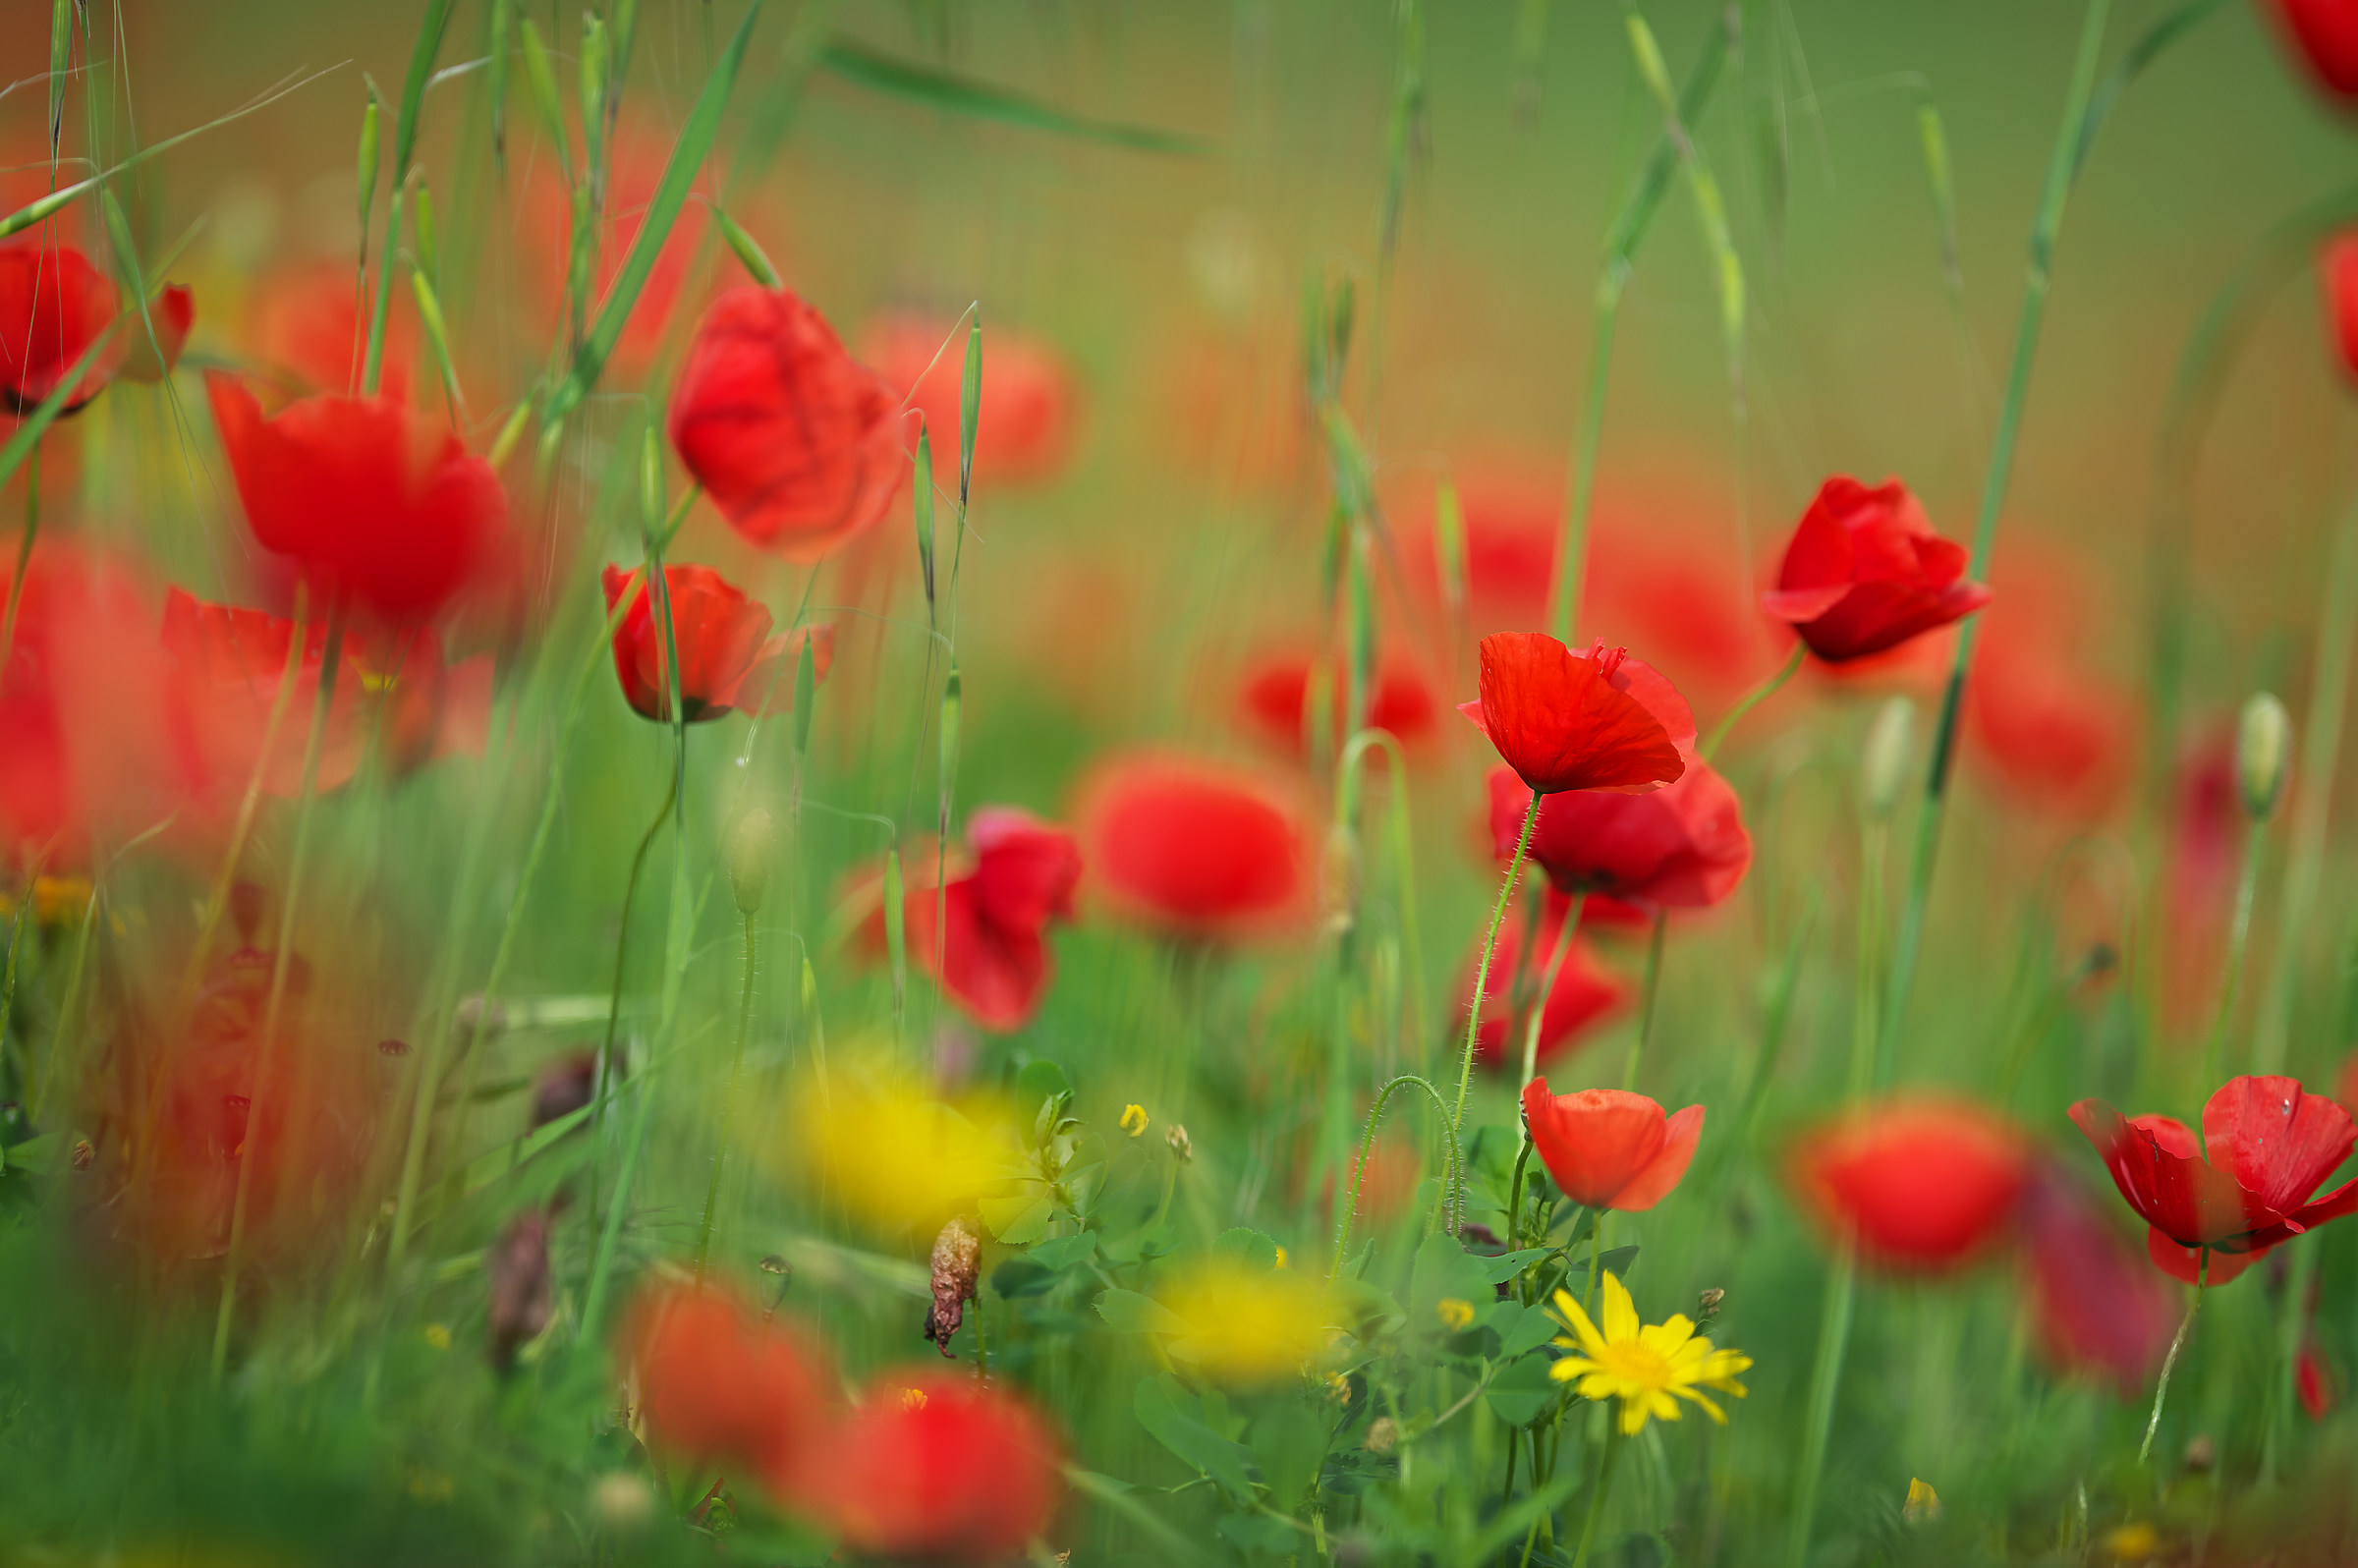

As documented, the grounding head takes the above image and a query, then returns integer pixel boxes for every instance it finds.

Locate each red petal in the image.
[1608,1103,1704,1211]
[2069,1098,2274,1246]
[1472,633,1684,794]
[1521,1081,1667,1208]
[2144,1230,2260,1286]
[2200,1074,2358,1216]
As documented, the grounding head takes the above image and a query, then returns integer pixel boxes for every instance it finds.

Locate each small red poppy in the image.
[903,808,1084,1033]
[1462,892,1626,1070]
[1790,1098,2031,1272]
[1520,1079,1703,1211]
[2299,1341,2338,1421]
[2070,1074,2358,1285]
[0,239,124,413]
[1459,633,1688,795]
[1760,476,1992,664]
[810,1372,1063,1564]
[2016,1166,2176,1394]
[668,286,907,562]
[206,372,504,624]
[866,311,1078,486]
[1240,651,1440,757]
[600,563,834,724]
[1485,758,1750,912]
[2267,0,2358,100]
[622,1282,830,1476]
[1075,753,1304,941]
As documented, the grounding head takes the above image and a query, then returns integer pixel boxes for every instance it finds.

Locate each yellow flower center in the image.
[1592,1335,1675,1392]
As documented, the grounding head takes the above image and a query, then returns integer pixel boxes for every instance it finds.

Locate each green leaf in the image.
[1210,1227,1281,1272]
[958,319,982,508]
[1217,1513,1298,1556]
[1249,1404,1326,1511]
[392,0,458,172]
[1408,1233,1494,1326]
[1491,1302,1561,1361]
[819,40,1214,155]
[1095,1287,1190,1338]
[1134,1375,1256,1501]
[979,1189,1054,1246]
[1485,1352,1560,1428]
[1474,1247,1556,1285]
[1015,1057,1071,1116]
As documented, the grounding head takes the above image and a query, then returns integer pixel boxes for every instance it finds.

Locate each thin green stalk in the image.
[1785,1237,1858,1568]
[1621,911,1668,1092]
[2264,1238,2320,1484]
[1878,0,2112,1073]
[1333,1074,1459,1273]
[1567,1424,1623,1568]
[2140,1256,2207,1465]
[1520,893,1586,1087]
[590,773,678,1206]
[692,914,758,1283]
[1451,790,1542,1133]
[1,443,40,665]
[1858,817,1889,1094]
[211,600,347,1378]
[1700,642,1804,761]
[2199,819,2265,1094]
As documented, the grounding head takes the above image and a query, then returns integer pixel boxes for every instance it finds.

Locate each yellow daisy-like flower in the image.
[1120,1103,1150,1138]
[1546,1271,1752,1435]
[1435,1297,1476,1332]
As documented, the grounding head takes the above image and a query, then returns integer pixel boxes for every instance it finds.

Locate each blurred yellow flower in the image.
[2104,1523,2161,1562]
[1904,1478,1940,1523]
[0,874,91,926]
[1159,1260,1339,1384]
[1436,1297,1476,1332]
[422,1322,452,1351]
[1546,1272,1752,1435]
[1120,1103,1149,1138]
[778,1053,1016,1234]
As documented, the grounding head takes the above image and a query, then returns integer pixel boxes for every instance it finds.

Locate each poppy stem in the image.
[2139,1255,2208,1465]
[1622,910,1667,1092]
[2198,816,2266,1095]
[1450,789,1542,1140]
[1565,1424,1622,1568]
[211,596,347,1381]
[1784,1235,1859,1568]
[1517,892,1584,1089]
[1335,1073,1459,1276]
[691,912,757,1285]
[590,771,678,1214]
[1698,641,1804,761]
[0,440,38,667]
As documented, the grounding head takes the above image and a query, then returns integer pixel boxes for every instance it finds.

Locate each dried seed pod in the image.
[486,1208,554,1372]
[924,1216,982,1357]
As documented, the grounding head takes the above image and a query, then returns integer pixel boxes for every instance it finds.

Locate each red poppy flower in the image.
[866,311,1077,486]
[2267,0,2358,100]
[903,808,1084,1033]
[1760,476,1991,663]
[1485,758,1749,911]
[2324,234,2358,383]
[810,1372,1063,1564]
[1790,1098,2031,1272]
[1964,642,2134,820]
[600,563,833,724]
[2017,1166,2176,1394]
[1520,1079,1703,1211]
[206,372,504,624]
[119,284,194,385]
[622,1282,830,1475]
[246,260,416,401]
[1462,891,1625,1070]
[0,239,124,414]
[1459,633,1688,795]
[668,286,907,562]
[1075,753,1304,941]
[1239,651,1440,757]
[2070,1075,2358,1285]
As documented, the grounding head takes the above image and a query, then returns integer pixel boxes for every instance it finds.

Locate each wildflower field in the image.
[9,0,2358,1562]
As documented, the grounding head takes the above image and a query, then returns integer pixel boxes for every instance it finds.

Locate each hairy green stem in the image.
[1700,642,1804,761]
[1568,1425,1623,1568]
[590,772,678,1209]
[1333,1073,1459,1274]
[2140,1257,2207,1465]
[1452,790,1541,1134]
[2199,818,2266,1095]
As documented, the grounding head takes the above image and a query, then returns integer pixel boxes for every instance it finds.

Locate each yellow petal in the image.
[1678,1386,1727,1424]
[1619,1398,1650,1435]
[1600,1272,1640,1344]
[1552,1287,1608,1359]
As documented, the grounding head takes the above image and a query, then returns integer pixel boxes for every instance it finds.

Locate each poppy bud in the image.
[1860,697,1915,820]
[486,1207,554,1371]
[1696,1287,1724,1324]
[925,1215,981,1356]
[730,808,776,917]
[2236,692,2291,822]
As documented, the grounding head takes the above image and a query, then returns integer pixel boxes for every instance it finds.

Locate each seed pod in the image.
[2237,691,2291,822]
[1860,696,1915,820]
[485,1207,554,1372]
[729,808,776,917]
[712,204,780,289]
[924,1215,982,1356]
[1166,1122,1193,1162]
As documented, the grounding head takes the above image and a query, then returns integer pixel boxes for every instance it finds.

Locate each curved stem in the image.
[2140,1255,2208,1464]
[2199,819,2266,1095]
[0,442,38,666]
[1451,789,1541,1134]
[692,913,758,1283]
[1700,642,1804,761]
[1621,911,1669,1092]
[590,772,678,1210]
[1331,1073,1460,1276]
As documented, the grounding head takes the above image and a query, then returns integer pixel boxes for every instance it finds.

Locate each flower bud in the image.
[486,1208,554,1372]
[1166,1122,1194,1162]
[729,808,777,917]
[1860,697,1915,819]
[2236,691,2291,821]
[925,1216,981,1357]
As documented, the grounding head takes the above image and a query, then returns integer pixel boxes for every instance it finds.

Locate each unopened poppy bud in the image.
[729,808,777,917]
[1166,1122,1194,1162]
[592,1472,655,1532]
[2236,692,2291,821]
[924,1216,982,1357]
[486,1208,554,1372]
[1696,1287,1724,1324]
[1860,697,1915,819]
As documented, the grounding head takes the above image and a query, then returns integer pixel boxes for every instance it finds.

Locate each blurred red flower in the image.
[668,286,906,562]
[623,1282,830,1478]
[600,563,833,724]
[2162,736,2239,1028]
[2267,0,2358,99]
[1460,633,1687,795]
[1520,1080,1703,1211]
[2071,1074,2358,1284]
[813,1372,1063,1565]
[0,238,124,413]
[244,260,415,402]
[2299,1341,2338,1420]
[1790,1098,2031,1272]
[2324,234,2358,383]
[1961,551,2135,820]
[1239,650,1440,757]
[1462,891,1626,1069]
[119,283,195,385]
[1485,758,1750,912]
[521,125,711,375]
[866,311,1077,486]
[901,808,1084,1033]
[2017,1166,2176,1394]
[1761,476,1991,663]
[206,372,504,624]
[1075,754,1304,941]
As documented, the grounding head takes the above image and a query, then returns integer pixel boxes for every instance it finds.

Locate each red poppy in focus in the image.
[1760,476,1991,664]
[2017,1166,2176,1394]
[1790,1098,2031,1272]
[1076,753,1304,941]
[0,239,124,413]
[813,1372,1063,1564]
[1485,759,1750,912]
[1239,651,1440,757]
[900,808,1084,1033]
[2324,234,2358,384]
[623,1282,830,1478]
[668,286,907,562]
[1520,1079,1703,1211]
[119,284,195,385]
[245,260,416,401]
[206,372,504,624]
[2267,0,2358,100]
[866,311,1077,486]
[2070,1075,2358,1285]
[1462,891,1626,1070]
[1460,633,1687,796]
[600,563,833,724]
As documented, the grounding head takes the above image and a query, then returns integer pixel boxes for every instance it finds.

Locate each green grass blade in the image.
[914,424,936,617]
[711,202,781,287]
[818,40,1214,156]
[488,0,513,170]
[957,318,981,511]
[393,0,457,172]
[48,0,71,164]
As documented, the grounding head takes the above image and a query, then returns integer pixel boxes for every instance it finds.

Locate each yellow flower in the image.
[1272,1246,1288,1269]
[2103,1523,2161,1562]
[1159,1260,1339,1385]
[1904,1478,1941,1523]
[1546,1271,1752,1435]
[1120,1103,1150,1138]
[780,1052,1016,1234]
[1436,1297,1476,1332]
[422,1322,452,1351]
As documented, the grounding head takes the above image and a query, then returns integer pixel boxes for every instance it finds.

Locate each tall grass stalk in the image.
[693,911,758,1283]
